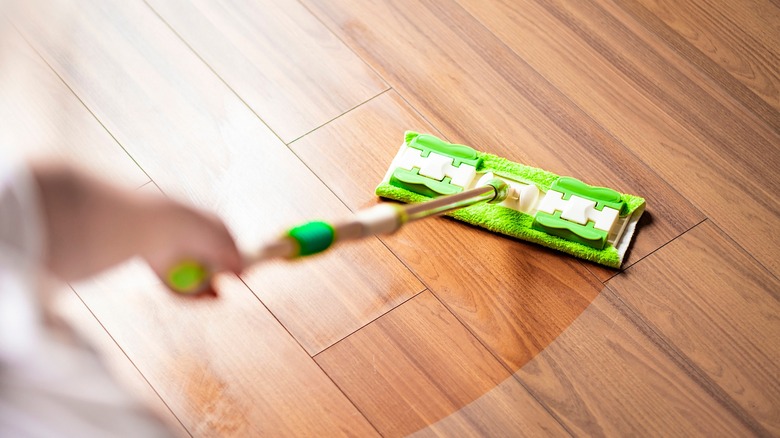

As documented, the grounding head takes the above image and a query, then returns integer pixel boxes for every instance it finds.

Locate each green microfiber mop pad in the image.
[377,133,646,268]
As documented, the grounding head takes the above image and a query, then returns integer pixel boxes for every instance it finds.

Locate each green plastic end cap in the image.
[287,221,336,257]
[168,260,209,294]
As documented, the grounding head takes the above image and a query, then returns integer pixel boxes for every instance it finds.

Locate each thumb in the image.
[142,200,243,293]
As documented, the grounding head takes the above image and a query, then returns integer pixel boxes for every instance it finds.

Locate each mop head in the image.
[376,132,646,268]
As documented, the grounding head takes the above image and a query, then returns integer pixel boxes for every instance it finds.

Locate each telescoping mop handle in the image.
[166,178,509,294]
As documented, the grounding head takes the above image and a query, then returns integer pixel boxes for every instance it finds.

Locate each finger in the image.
[192,214,243,275]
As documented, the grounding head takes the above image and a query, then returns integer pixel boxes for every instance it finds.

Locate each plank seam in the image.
[533,0,780,199]
[140,0,431,357]
[423,291,577,437]
[705,220,780,286]
[310,292,442,437]
[308,359,387,437]
[294,0,459,154]
[312,286,427,358]
[134,180,154,191]
[232,274,385,436]
[593,216,708,283]
[286,88,391,145]
[295,0,393,96]
[375,232,579,437]
[603,219,773,436]
[614,0,780,135]
[602,288,772,436]
[446,0,706,280]
[10,26,157,196]
[294,0,459,156]
[68,287,193,437]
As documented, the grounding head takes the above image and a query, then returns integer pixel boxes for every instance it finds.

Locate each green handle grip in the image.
[166,221,336,294]
[167,260,210,294]
[286,221,336,257]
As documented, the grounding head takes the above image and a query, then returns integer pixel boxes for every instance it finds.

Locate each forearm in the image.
[29,162,241,287]
[31,163,150,280]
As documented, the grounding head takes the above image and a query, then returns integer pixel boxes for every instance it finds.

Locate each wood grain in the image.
[303,0,704,275]
[543,0,780,180]
[144,0,387,142]
[72,260,378,436]
[386,218,605,371]
[456,0,780,277]
[291,91,604,371]
[15,0,422,356]
[623,0,780,117]
[6,0,778,434]
[697,0,780,55]
[290,91,440,211]
[410,375,565,437]
[53,287,189,437]
[555,0,780,276]
[516,291,754,436]
[0,29,148,189]
[608,221,780,434]
[315,291,566,437]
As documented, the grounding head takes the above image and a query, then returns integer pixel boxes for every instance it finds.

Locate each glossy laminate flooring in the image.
[1,0,777,435]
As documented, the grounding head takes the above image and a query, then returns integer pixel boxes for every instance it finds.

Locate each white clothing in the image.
[0,159,172,437]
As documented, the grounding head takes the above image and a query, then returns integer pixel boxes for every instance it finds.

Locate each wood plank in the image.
[290,91,440,211]
[562,0,780,171]
[52,288,190,437]
[455,0,780,277]
[621,0,780,117]
[291,91,604,372]
[607,221,780,434]
[144,0,387,142]
[589,0,780,174]
[15,0,422,356]
[699,0,780,55]
[303,0,705,276]
[386,216,606,371]
[0,28,148,189]
[73,260,378,436]
[562,0,780,275]
[315,291,566,437]
[515,291,754,436]
[409,375,565,437]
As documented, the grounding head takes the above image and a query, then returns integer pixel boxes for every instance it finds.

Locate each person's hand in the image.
[31,163,242,290]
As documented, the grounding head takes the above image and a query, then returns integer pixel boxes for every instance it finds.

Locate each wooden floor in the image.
[1,0,778,436]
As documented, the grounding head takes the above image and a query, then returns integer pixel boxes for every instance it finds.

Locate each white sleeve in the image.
[0,157,46,365]
[0,160,173,436]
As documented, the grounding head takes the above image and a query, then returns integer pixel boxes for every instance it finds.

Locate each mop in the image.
[168,132,645,294]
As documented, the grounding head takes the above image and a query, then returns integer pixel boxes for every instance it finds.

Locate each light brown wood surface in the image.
[515,290,754,436]
[54,287,189,437]
[0,29,148,188]
[607,221,780,434]
[409,374,564,437]
[626,0,780,117]
[144,0,387,142]
[700,0,780,58]
[316,291,566,437]
[3,0,778,435]
[73,261,378,436]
